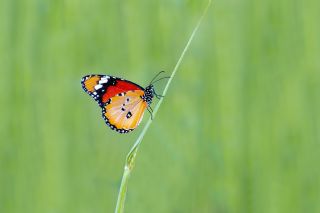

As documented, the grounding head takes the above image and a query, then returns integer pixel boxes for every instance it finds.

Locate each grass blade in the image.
[115,1,212,212]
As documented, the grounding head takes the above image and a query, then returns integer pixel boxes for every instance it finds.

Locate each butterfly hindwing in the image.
[102,90,148,133]
[81,74,144,107]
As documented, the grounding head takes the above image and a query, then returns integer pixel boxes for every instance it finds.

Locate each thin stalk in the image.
[114,1,212,212]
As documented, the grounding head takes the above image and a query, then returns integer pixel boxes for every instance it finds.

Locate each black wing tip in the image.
[81,74,93,82]
[80,74,108,82]
[81,74,105,107]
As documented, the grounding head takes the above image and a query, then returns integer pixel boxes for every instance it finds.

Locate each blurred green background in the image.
[1,0,320,212]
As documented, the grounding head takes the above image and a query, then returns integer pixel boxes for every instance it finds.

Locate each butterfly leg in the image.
[147,107,154,120]
[154,90,164,99]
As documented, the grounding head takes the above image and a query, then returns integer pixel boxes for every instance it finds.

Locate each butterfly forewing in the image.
[102,90,148,133]
[81,74,143,107]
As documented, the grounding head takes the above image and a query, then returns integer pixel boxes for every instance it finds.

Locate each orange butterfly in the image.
[81,72,166,133]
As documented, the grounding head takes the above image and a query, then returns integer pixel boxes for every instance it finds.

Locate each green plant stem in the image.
[114,1,212,212]
[114,166,130,213]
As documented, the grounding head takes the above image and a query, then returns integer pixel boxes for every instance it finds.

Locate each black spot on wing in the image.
[126,111,132,119]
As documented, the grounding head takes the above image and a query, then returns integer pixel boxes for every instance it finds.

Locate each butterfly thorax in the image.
[142,85,154,106]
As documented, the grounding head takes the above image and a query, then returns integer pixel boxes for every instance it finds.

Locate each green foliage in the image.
[1,0,320,212]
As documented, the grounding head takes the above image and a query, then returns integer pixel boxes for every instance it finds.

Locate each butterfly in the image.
[81,72,168,133]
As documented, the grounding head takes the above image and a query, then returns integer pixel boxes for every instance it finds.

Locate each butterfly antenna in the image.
[151,76,171,85]
[149,71,165,85]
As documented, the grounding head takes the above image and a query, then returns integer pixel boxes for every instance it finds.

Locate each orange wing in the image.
[81,74,144,107]
[102,90,148,133]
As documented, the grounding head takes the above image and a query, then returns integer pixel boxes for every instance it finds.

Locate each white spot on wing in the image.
[99,77,109,84]
[95,84,103,90]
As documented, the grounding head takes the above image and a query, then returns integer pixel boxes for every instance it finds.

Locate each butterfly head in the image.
[143,85,155,106]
